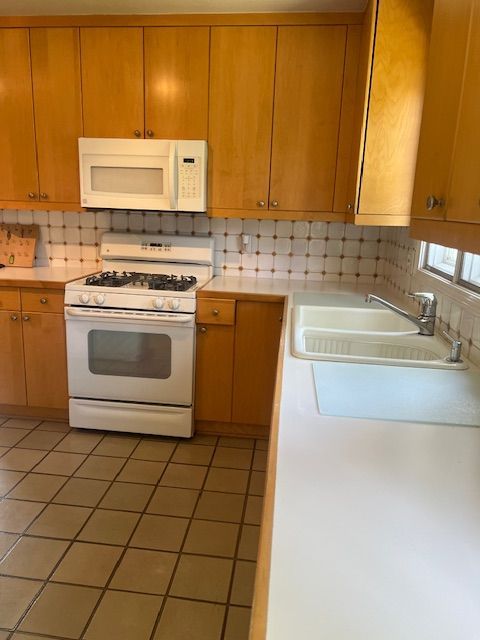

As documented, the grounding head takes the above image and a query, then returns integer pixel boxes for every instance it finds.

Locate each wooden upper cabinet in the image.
[412,0,473,221]
[410,0,480,252]
[270,26,346,212]
[342,0,433,225]
[30,28,83,204]
[209,26,277,211]
[144,27,209,140]
[0,29,38,202]
[445,0,480,224]
[81,27,144,138]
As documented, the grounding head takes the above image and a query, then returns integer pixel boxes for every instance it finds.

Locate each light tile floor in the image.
[0,417,267,640]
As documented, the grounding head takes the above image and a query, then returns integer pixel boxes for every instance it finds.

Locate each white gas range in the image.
[64,232,214,437]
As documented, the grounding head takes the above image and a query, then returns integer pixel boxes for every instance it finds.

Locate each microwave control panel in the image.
[178,157,201,200]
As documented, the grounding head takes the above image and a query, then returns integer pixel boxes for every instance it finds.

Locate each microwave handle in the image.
[169,141,177,210]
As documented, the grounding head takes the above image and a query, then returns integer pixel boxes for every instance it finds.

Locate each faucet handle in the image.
[442,331,463,363]
[408,292,437,316]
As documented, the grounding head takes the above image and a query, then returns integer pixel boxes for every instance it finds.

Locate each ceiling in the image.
[0,0,367,16]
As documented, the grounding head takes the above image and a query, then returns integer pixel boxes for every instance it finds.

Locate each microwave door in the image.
[81,151,173,211]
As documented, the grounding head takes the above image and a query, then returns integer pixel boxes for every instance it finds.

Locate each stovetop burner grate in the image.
[85,271,197,292]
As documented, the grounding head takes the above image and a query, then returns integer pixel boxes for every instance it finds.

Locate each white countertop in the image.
[0,265,99,288]
[204,277,480,640]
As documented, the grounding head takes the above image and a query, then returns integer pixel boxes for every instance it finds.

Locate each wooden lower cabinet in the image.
[195,296,284,436]
[22,312,68,409]
[232,301,284,426]
[0,310,27,406]
[195,323,235,423]
[0,286,68,413]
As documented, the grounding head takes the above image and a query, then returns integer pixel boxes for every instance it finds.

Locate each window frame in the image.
[420,242,480,295]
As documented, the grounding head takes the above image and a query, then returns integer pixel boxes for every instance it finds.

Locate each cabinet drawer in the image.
[21,288,64,313]
[0,287,21,311]
[197,298,236,325]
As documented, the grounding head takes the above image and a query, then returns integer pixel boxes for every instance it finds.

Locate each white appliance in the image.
[64,232,214,437]
[78,138,207,212]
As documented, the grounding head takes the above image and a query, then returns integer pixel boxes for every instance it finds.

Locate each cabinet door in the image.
[445,0,480,224]
[0,310,26,406]
[30,28,83,204]
[195,323,234,422]
[209,27,276,211]
[232,301,283,426]
[81,27,144,138]
[269,26,346,212]
[412,0,473,220]
[22,312,68,409]
[358,0,433,217]
[0,29,38,202]
[145,27,209,140]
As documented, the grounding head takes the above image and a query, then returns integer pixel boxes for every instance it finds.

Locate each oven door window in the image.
[88,330,171,379]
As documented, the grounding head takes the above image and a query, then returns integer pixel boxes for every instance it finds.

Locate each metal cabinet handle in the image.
[146,129,154,138]
[346,203,353,211]
[134,129,142,138]
[271,200,279,208]
[23,315,30,321]
[40,297,47,304]
[10,314,18,321]
[212,309,220,316]
[426,195,445,211]
[256,200,265,208]
[28,192,37,199]
[199,326,207,334]
[40,192,48,200]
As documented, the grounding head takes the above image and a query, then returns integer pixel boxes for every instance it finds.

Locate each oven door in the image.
[65,307,194,405]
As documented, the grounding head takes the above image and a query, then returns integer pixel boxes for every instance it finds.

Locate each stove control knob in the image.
[153,297,165,310]
[79,293,90,304]
[168,298,181,311]
[94,294,105,305]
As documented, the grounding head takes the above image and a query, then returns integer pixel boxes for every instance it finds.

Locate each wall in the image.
[0,209,387,284]
[383,227,480,366]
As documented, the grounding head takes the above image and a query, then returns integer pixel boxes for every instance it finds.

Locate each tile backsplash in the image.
[0,209,386,284]
[2,208,479,363]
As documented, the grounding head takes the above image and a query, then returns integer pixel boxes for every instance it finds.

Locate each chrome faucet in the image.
[365,292,437,336]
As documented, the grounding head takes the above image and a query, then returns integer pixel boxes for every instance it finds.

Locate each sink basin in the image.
[295,304,419,336]
[292,304,468,370]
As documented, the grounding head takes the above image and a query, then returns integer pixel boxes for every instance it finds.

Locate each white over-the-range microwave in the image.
[78,138,207,212]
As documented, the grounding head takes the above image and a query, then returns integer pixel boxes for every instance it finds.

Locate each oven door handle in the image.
[65,307,194,324]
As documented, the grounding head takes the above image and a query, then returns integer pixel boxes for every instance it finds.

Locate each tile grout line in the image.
[146,440,217,640]
[1,424,266,639]
[75,435,183,640]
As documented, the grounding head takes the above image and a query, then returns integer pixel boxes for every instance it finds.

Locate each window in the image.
[422,242,480,294]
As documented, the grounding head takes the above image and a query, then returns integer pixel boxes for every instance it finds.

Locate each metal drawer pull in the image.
[40,193,48,200]
[23,315,30,321]
[134,129,142,137]
[10,314,18,321]
[199,326,207,334]
[28,192,36,199]
[212,309,220,316]
[40,297,48,304]
[146,129,154,137]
